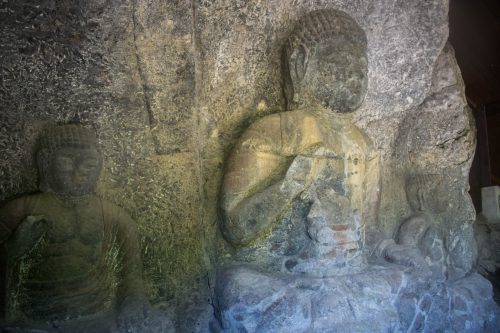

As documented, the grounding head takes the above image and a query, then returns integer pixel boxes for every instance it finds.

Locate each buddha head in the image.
[37,124,102,198]
[283,9,368,113]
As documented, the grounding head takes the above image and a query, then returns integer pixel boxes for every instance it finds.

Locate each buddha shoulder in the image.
[237,111,323,155]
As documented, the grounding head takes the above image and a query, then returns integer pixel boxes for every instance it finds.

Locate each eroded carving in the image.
[0,125,171,333]
[213,10,500,333]
[376,174,447,279]
[220,9,374,277]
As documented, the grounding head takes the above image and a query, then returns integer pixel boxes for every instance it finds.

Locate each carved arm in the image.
[221,112,321,245]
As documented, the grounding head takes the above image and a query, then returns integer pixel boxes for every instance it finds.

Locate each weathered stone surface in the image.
[475,212,500,304]
[132,0,195,154]
[0,0,495,332]
[219,11,379,284]
[376,174,448,281]
[220,110,375,277]
[214,4,497,333]
[216,266,499,333]
[476,216,500,274]
[377,43,477,281]
[0,1,207,331]
[0,125,174,332]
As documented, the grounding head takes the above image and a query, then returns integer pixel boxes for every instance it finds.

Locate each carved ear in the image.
[290,45,308,84]
[417,188,426,211]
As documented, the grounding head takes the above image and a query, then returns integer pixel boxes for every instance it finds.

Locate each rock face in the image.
[0,1,206,331]
[0,0,496,332]
[216,267,498,333]
[216,6,498,333]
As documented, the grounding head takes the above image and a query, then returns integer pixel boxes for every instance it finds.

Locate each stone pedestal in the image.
[216,265,499,333]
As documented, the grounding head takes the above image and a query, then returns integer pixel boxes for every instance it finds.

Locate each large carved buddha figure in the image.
[0,125,169,332]
[215,9,499,333]
[221,9,375,276]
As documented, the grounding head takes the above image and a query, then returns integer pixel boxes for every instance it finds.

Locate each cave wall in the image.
[0,0,476,329]
[0,0,206,328]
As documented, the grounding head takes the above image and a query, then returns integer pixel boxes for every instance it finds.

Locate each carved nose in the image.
[73,172,86,184]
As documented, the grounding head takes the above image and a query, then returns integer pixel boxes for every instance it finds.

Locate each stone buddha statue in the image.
[215,9,498,333]
[221,9,376,277]
[376,174,447,279]
[0,125,171,333]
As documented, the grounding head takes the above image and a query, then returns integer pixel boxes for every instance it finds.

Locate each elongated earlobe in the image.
[287,45,308,106]
[293,45,308,83]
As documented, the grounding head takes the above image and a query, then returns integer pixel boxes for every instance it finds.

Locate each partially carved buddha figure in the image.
[221,9,376,277]
[376,174,447,279]
[0,125,170,333]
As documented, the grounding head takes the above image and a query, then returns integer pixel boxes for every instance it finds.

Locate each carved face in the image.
[287,38,368,113]
[406,177,447,214]
[47,146,101,197]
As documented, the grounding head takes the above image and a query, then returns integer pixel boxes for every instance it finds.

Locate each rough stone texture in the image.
[194,0,474,279]
[0,1,208,331]
[0,124,175,332]
[378,43,477,281]
[219,110,376,277]
[195,0,450,154]
[211,2,496,333]
[0,0,494,332]
[132,0,196,154]
[216,266,499,333]
[475,214,500,304]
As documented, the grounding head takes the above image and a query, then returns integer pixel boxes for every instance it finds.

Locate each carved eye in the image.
[54,156,74,171]
[79,159,99,173]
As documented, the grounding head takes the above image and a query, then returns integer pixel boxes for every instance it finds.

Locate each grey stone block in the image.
[482,186,500,223]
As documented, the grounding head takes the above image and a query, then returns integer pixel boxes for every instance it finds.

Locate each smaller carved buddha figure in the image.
[0,125,170,333]
[221,9,376,277]
[376,174,447,279]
